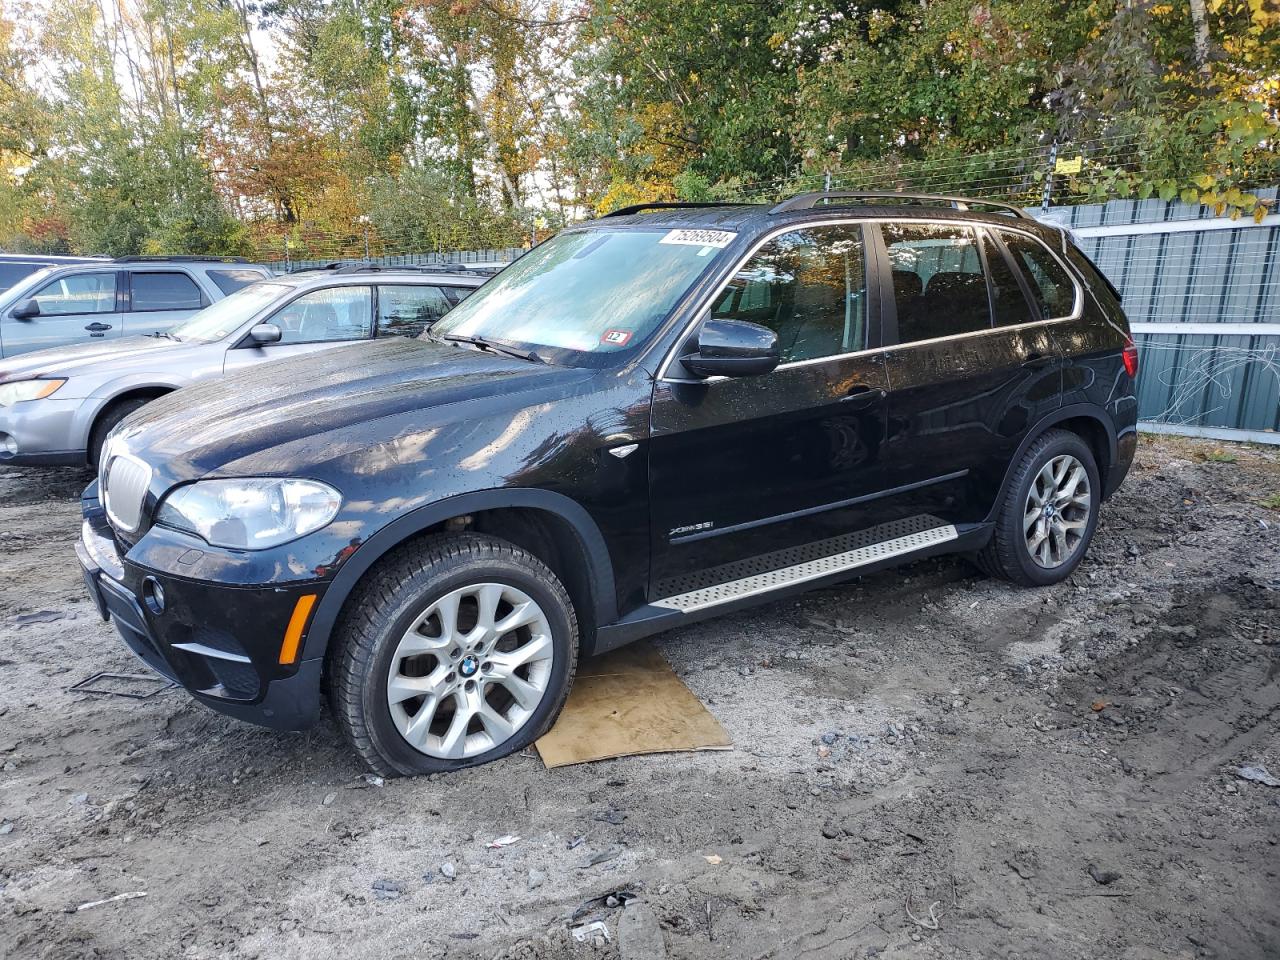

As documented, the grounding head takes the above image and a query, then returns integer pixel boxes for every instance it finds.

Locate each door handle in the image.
[84,322,113,333]
[839,385,887,408]
[1021,353,1054,369]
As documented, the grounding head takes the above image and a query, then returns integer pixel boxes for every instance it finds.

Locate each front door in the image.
[2,270,121,356]
[648,222,891,599]
[223,284,375,373]
[875,221,1064,527]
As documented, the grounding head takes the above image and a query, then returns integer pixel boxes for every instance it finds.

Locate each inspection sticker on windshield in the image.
[659,228,736,250]
[601,329,633,346]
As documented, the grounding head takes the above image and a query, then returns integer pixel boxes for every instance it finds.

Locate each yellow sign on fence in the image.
[1055,155,1084,175]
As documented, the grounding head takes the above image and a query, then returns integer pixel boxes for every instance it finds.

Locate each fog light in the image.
[0,433,16,458]
[142,577,166,614]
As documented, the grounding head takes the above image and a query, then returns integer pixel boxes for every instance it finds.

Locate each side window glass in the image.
[882,223,990,343]
[377,284,453,339]
[269,286,372,344]
[1001,231,1077,319]
[0,262,39,289]
[130,272,203,311]
[208,269,270,295]
[710,224,867,364]
[982,231,1035,328]
[30,272,117,315]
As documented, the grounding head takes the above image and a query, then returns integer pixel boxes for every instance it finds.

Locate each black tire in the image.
[978,428,1101,587]
[328,533,579,777]
[88,396,154,469]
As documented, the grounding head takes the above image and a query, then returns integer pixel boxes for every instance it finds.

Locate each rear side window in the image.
[981,231,1035,327]
[1000,231,1077,319]
[377,284,454,339]
[30,272,117,315]
[130,272,204,311]
[711,224,868,363]
[882,224,990,343]
[208,268,269,295]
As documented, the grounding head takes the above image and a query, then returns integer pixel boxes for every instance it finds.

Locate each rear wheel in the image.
[979,429,1100,586]
[328,533,578,776]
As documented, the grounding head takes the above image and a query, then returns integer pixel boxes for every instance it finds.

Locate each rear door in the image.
[122,269,208,336]
[223,284,374,373]
[648,222,892,597]
[1,270,121,356]
[876,220,1063,527]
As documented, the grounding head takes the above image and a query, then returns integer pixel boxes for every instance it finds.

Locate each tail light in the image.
[1122,336,1139,378]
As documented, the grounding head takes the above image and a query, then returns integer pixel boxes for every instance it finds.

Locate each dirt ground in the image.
[1,435,1278,960]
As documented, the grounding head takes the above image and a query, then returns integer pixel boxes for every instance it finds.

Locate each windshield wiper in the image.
[440,333,544,364]
[148,331,182,342]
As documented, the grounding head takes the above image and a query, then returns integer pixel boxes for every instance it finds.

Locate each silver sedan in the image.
[0,266,486,467]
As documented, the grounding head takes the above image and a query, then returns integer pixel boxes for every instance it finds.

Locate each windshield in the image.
[171,282,289,342]
[429,227,735,366]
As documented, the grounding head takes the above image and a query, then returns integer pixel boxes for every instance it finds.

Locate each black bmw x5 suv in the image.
[77,192,1138,775]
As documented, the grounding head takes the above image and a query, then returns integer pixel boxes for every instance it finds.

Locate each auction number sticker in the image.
[601,329,633,346]
[659,229,736,249]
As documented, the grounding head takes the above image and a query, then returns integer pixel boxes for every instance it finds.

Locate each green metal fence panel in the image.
[1039,188,1280,442]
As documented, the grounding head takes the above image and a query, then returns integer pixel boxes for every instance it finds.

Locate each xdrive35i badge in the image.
[670,521,714,538]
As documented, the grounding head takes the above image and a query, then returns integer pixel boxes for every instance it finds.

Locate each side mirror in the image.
[681,318,780,379]
[11,298,39,320]
[248,322,282,345]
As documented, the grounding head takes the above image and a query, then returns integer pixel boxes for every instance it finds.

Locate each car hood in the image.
[111,337,596,481]
[0,336,193,383]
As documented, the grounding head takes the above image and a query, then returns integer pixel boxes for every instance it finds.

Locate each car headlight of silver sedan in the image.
[155,478,342,550]
[0,379,66,406]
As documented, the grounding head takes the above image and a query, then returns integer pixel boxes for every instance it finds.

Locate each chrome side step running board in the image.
[652,520,958,614]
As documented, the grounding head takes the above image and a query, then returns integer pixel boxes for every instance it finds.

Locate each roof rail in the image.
[290,261,483,275]
[770,191,1030,219]
[602,201,745,218]
[113,255,255,263]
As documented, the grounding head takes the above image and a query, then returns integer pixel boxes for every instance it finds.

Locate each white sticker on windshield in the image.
[659,229,736,249]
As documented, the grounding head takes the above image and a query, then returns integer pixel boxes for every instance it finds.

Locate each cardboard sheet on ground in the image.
[535,641,732,768]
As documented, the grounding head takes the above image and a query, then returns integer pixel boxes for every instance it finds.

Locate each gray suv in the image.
[0,265,486,466]
[0,256,272,358]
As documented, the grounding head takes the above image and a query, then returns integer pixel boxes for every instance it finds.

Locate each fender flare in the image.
[300,488,619,661]
[75,380,181,449]
[986,403,1116,524]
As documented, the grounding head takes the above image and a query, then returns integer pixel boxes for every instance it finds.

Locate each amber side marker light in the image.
[279,593,318,665]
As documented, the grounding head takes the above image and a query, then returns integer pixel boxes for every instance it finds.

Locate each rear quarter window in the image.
[208,268,271,296]
[1000,232,1077,319]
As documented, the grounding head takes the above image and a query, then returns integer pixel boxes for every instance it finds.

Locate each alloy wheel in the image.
[385,582,554,759]
[1023,454,1092,569]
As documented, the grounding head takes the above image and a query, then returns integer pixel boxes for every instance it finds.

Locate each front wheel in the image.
[328,533,578,776]
[979,429,1101,587]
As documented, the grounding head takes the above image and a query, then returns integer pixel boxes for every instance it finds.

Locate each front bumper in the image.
[0,397,88,466]
[77,486,326,731]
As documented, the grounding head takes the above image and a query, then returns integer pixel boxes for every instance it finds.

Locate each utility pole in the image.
[1041,140,1060,215]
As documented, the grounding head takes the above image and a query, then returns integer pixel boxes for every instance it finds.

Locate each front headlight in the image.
[0,379,66,407]
[155,478,342,550]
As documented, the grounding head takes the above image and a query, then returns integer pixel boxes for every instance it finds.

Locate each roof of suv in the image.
[278,267,489,289]
[592,193,1064,243]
